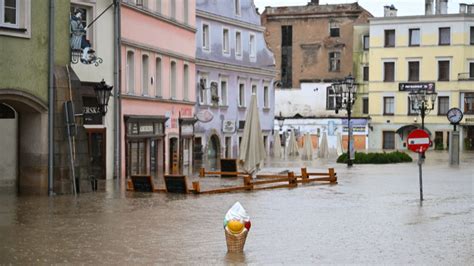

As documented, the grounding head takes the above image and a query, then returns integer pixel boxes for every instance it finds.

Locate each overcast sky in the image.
[254,0,464,17]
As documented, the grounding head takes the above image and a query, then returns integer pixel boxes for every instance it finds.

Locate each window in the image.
[202,24,209,50]
[263,85,269,108]
[238,83,245,107]
[0,0,30,37]
[409,28,420,46]
[363,35,369,50]
[235,31,242,57]
[1,0,18,27]
[170,0,176,19]
[225,137,232,158]
[384,62,395,82]
[183,64,189,100]
[129,141,146,175]
[408,97,417,115]
[438,96,449,115]
[183,0,188,24]
[126,51,135,94]
[383,131,395,149]
[363,66,369,81]
[471,27,474,45]
[330,22,339,37]
[155,0,161,13]
[384,29,395,47]
[155,57,162,97]
[251,84,257,106]
[326,87,336,110]
[464,93,474,114]
[199,76,207,104]
[329,52,340,72]
[384,96,394,115]
[362,98,369,114]
[408,61,419,81]
[438,60,450,81]
[281,25,292,88]
[439,27,450,45]
[249,34,256,58]
[234,0,240,16]
[142,55,149,95]
[470,62,474,78]
[170,61,176,99]
[220,79,227,106]
[223,28,229,54]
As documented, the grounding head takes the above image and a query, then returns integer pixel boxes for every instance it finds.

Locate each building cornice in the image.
[122,38,195,62]
[121,94,196,106]
[196,59,277,78]
[122,2,197,33]
[370,13,474,25]
[196,10,265,32]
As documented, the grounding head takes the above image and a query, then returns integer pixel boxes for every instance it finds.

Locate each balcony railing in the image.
[458,72,474,81]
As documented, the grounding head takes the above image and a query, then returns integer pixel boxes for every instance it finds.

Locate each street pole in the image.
[347,92,353,167]
[418,152,423,201]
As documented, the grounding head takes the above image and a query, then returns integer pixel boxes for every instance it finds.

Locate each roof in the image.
[262,2,372,17]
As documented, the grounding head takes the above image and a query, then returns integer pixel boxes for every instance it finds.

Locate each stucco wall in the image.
[0,117,17,187]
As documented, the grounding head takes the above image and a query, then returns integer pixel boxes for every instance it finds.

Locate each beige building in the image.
[261,0,372,89]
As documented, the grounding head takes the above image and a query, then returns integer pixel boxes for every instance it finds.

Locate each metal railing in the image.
[457,72,474,81]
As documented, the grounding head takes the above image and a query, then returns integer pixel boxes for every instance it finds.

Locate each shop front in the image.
[125,115,167,180]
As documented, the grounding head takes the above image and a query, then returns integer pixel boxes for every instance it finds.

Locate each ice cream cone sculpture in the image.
[224,202,250,252]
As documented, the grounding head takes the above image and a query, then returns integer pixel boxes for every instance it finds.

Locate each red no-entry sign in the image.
[407,129,431,153]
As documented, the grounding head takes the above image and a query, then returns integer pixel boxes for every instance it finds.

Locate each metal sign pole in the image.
[418,152,423,201]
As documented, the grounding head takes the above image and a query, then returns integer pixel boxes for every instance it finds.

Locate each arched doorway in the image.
[0,90,48,195]
[207,134,220,170]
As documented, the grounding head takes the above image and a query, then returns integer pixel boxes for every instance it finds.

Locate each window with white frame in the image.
[223,28,229,54]
[263,85,269,108]
[235,31,242,57]
[142,54,149,95]
[0,0,31,36]
[155,0,161,13]
[329,52,341,72]
[170,0,176,19]
[220,79,227,106]
[252,84,257,106]
[155,57,162,97]
[363,35,369,50]
[170,61,177,99]
[438,96,449,115]
[202,23,209,50]
[439,27,450,45]
[183,64,189,100]
[249,34,256,58]
[409,28,420,46]
[326,86,336,110]
[183,0,188,24]
[238,83,245,107]
[234,0,240,16]
[127,51,135,94]
[199,75,208,105]
[383,96,394,115]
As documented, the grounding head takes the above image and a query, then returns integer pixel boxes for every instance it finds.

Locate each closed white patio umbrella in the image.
[273,130,282,158]
[318,131,329,159]
[239,94,266,174]
[287,130,299,157]
[301,133,313,160]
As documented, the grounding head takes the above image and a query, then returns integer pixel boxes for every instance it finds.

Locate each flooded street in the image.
[0,151,473,264]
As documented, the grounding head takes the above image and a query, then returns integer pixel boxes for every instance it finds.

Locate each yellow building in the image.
[368,8,474,151]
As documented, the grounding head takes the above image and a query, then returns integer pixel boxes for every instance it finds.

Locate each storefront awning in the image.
[396,124,432,137]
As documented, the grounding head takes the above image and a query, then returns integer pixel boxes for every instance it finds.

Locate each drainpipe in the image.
[48,0,55,196]
[113,0,122,186]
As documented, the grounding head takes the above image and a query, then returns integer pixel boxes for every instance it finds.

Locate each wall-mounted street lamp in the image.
[94,79,113,116]
[333,74,357,166]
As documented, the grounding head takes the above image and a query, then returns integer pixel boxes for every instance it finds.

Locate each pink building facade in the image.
[120,0,196,180]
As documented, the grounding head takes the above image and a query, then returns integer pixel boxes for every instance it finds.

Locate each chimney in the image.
[468,4,474,14]
[435,0,440,14]
[308,0,319,5]
[439,0,448,14]
[425,0,434,15]
[384,5,398,17]
[459,3,467,13]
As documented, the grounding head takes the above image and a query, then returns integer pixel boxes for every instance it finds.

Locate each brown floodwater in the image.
[0,151,472,264]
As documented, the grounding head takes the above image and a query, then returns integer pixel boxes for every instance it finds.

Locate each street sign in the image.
[407,129,431,153]
[398,82,435,92]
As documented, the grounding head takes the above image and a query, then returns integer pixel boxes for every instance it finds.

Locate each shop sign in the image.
[82,96,102,125]
[399,82,435,92]
[222,120,236,133]
[465,118,474,124]
[140,125,154,134]
[181,124,194,135]
[343,126,366,133]
[196,109,213,123]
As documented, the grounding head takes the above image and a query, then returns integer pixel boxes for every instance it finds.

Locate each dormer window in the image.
[234,0,240,16]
